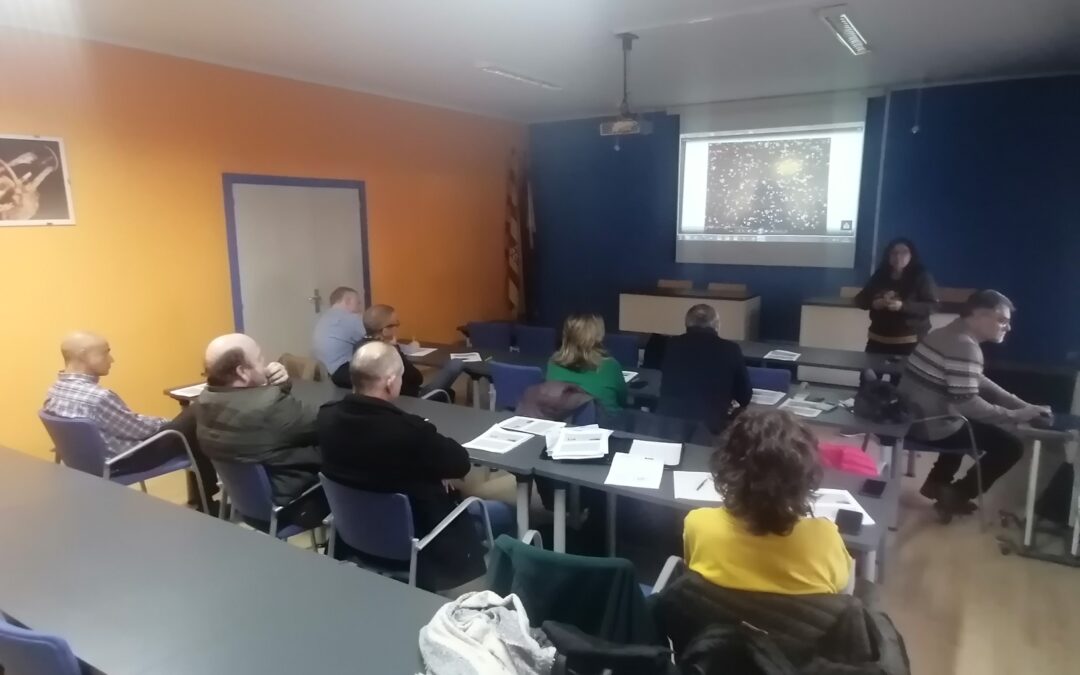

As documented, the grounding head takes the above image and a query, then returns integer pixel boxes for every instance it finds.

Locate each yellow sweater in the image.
[683,507,852,595]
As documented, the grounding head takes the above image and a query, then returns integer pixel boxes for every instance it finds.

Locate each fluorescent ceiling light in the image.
[476,63,562,91]
[817,5,870,56]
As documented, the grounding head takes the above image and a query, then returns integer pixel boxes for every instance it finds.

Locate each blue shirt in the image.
[313,307,365,373]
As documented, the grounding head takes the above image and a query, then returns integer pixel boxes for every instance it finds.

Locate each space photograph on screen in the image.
[704,137,831,235]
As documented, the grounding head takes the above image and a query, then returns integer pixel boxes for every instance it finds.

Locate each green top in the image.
[546,356,628,411]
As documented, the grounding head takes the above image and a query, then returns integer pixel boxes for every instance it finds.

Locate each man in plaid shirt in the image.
[43,331,217,511]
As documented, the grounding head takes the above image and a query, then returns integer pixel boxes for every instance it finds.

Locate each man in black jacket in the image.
[360,304,465,399]
[318,341,510,590]
[658,305,752,434]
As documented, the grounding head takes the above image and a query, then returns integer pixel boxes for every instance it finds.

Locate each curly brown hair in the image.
[710,409,822,536]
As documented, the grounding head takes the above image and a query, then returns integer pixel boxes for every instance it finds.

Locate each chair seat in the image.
[109,455,192,486]
[904,439,984,460]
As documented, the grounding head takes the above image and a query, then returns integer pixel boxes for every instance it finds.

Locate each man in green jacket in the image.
[194,333,322,506]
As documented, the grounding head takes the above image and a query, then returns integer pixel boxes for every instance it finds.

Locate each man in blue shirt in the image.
[313,286,366,388]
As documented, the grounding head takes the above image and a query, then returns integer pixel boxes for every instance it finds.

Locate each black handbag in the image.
[854,371,911,424]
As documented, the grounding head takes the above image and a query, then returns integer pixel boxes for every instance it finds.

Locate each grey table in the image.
[0,445,444,675]
[533,436,897,582]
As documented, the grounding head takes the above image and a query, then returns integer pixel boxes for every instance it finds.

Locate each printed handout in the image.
[604,453,664,490]
[499,416,567,436]
[628,440,682,466]
[751,388,786,406]
[764,349,801,361]
[449,352,483,362]
[169,383,207,398]
[463,425,532,454]
[778,399,823,418]
[673,471,723,503]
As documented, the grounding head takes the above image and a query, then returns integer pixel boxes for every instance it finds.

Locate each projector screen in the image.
[676,124,865,268]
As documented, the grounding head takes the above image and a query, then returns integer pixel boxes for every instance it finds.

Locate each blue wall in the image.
[528,75,1080,364]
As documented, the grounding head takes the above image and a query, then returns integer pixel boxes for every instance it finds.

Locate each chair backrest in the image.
[748,366,791,393]
[514,325,557,357]
[938,287,976,303]
[839,286,862,299]
[658,279,693,290]
[278,353,323,381]
[707,282,747,294]
[603,333,640,369]
[467,321,513,351]
[320,474,415,561]
[490,362,545,411]
[212,460,275,522]
[0,618,82,675]
[38,411,109,476]
[570,400,597,426]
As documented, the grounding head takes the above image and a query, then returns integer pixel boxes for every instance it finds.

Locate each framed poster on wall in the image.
[0,134,75,226]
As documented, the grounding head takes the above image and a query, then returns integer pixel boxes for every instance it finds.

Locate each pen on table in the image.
[696,477,709,491]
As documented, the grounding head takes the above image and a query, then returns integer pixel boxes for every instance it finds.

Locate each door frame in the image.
[222,173,371,331]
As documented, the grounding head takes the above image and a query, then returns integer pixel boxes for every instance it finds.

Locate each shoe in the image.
[919,481,946,501]
[933,485,978,523]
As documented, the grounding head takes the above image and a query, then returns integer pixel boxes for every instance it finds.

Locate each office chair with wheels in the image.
[38,411,208,513]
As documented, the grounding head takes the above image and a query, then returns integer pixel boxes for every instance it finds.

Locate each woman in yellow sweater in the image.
[683,409,852,594]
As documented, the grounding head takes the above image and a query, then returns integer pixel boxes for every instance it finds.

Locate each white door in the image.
[228,180,367,361]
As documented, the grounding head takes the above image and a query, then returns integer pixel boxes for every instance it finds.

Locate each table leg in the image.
[1069,437,1079,529]
[553,486,567,553]
[888,437,899,480]
[1023,439,1042,549]
[862,548,878,583]
[606,493,617,557]
[515,477,530,538]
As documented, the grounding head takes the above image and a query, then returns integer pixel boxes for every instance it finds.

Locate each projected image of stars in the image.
[704,138,830,235]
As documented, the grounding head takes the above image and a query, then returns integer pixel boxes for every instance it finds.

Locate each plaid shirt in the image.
[43,372,167,456]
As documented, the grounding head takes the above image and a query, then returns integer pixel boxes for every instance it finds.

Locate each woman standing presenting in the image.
[855,238,939,356]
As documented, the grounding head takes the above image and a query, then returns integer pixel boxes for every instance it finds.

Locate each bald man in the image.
[318,341,511,591]
[43,331,218,512]
[194,334,325,508]
[357,303,465,399]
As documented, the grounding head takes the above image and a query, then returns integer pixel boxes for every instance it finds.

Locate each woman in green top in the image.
[546,313,628,411]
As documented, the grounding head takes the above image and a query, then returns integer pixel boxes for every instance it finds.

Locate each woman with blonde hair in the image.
[546,313,627,411]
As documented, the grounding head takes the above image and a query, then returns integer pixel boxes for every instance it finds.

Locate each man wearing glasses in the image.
[901,290,1051,521]
[360,304,465,399]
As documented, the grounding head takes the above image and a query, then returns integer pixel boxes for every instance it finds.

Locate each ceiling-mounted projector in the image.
[600,33,652,137]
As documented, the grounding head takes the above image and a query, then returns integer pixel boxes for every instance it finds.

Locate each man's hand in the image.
[871,298,888,310]
[887,299,903,311]
[265,361,290,386]
[1011,406,1049,423]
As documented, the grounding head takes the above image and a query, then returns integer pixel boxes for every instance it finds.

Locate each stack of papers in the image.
[498,416,566,435]
[811,489,875,525]
[604,454,664,490]
[622,371,638,383]
[545,426,612,460]
[751,388,786,406]
[401,345,437,357]
[628,440,682,466]
[764,349,801,361]
[673,471,724,503]
[169,383,207,398]
[778,399,824,418]
[449,352,483,362]
[463,425,532,454]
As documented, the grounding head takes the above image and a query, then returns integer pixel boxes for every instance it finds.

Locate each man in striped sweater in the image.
[899,290,1050,520]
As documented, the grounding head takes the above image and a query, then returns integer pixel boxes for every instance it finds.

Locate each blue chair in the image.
[466,321,513,351]
[320,473,495,587]
[570,400,598,426]
[902,415,986,529]
[748,366,792,392]
[603,333,640,369]
[514,325,557,357]
[0,616,82,675]
[212,460,324,545]
[38,411,208,513]
[490,362,544,411]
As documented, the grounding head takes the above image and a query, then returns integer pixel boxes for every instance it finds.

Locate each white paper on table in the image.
[810,488,876,526]
[402,346,437,357]
[839,397,856,409]
[604,453,663,490]
[629,440,682,466]
[546,427,611,459]
[778,400,823,418]
[499,416,566,435]
[622,371,638,383]
[449,352,483,362]
[764,349,801,361]
[463,425,532,454]
[751,388,786,406]
[170,383,207,398]
[673,471,724,503]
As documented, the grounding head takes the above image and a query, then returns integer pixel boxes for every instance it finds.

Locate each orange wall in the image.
[0,29,523,457]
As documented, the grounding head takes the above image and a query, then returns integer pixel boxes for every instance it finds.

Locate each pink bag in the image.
[818,441,879,477]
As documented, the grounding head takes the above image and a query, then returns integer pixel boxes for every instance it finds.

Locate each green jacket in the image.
[546,357,627,411]
[195,383,321,505]
[487,535,660,645]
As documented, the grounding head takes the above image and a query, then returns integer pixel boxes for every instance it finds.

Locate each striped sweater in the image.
[899,319,1026,440]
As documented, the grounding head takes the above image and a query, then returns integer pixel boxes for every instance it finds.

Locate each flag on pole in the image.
[505,150,527,319]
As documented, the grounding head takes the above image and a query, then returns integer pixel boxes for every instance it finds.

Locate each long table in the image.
[167,381,902,581]
[0,445,444,675]
[618,288,761,340]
